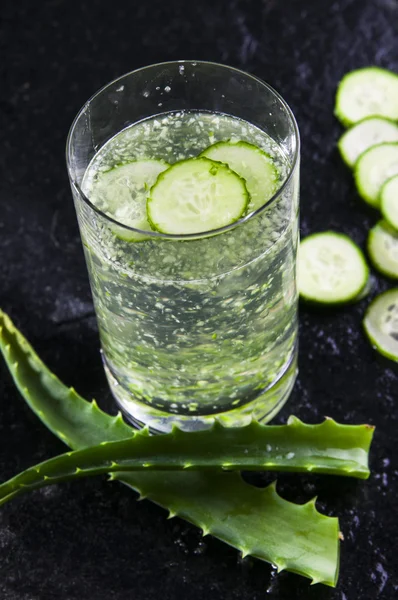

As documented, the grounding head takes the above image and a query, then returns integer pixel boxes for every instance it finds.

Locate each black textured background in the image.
[1,1,398,599]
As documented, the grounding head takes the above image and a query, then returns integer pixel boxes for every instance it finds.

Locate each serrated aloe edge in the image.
[0,310,374,587]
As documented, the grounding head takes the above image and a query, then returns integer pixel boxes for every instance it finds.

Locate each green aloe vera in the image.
[0,310,361,587]
[0,417,373,507]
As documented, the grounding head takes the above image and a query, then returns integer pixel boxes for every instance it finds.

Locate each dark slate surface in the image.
[1,0,397,598]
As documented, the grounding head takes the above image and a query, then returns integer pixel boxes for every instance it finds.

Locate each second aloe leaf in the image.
[0,417,373,506]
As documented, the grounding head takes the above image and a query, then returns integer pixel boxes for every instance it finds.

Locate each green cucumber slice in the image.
[367,220,398,279]
[89,159,169,241]
[147,157,249,235]
[298,232,369,304]
[380,175,398,230]
[338,117,398,167]
[335,67,398,127]
[363,289,398,362]
[354,143,398,208]
[200,141,278,211]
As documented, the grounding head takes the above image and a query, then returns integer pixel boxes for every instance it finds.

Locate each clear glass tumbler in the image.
[66,61,300,432]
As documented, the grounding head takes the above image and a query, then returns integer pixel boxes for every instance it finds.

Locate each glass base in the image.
[104,350,297,433]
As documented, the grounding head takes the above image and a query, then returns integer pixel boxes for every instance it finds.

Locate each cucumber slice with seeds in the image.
[335,67,398,127]
[299,232,369,304]
[147,157,249,235]
[89,159,169,242]
[200,141,278,211]
[338,117,398,168]
[354,143,398,208]
[363,289,398,362]
[367,220,398,279]
[380,175,398,231]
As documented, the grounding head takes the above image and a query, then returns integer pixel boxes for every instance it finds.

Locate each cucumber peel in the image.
[200,140,278,211]
[335,67,398,127]
[363,289,398,362]
[0,309,348,587]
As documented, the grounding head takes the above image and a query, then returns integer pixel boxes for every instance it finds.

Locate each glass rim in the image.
[66,60,300,241]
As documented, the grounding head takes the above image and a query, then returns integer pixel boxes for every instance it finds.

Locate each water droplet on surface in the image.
[179,65,185,74]
[193,540,206,555]
[143,90,150,98]
[164,86,171,93]
[174,536,189,554]
[266,566,278,594]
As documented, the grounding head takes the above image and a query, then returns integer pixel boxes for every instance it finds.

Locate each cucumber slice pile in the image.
[298,232,369,304]
[380,175,398,230]
[147,158,249,235]
[368,221,398,279]
[303,67,398,361]
[335,67,398,127]
[200,141,278,211]
[354,143,398,208]
[334,67,398,212]
[363,289,398,362]
[89,159,169,241]
[338,117,398,167]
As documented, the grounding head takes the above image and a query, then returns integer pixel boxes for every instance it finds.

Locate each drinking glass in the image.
[66,61,300,432]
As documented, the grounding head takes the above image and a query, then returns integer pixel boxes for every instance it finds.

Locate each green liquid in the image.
[80,111,298,429]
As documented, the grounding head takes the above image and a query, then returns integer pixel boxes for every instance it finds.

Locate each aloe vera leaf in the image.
[0,311,340,586]
[0,416,374,506]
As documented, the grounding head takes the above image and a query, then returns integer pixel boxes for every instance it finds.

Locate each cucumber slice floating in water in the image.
[338,117,398,168]
[298,232,369,304]
[335,67,398,127]
[354,143,398,208]
[88,159,169,241]
[147,157,249,235]
[200,141,278,210]
[380,175,398,231]
[367,220,398,279]
[363,289,398,362]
